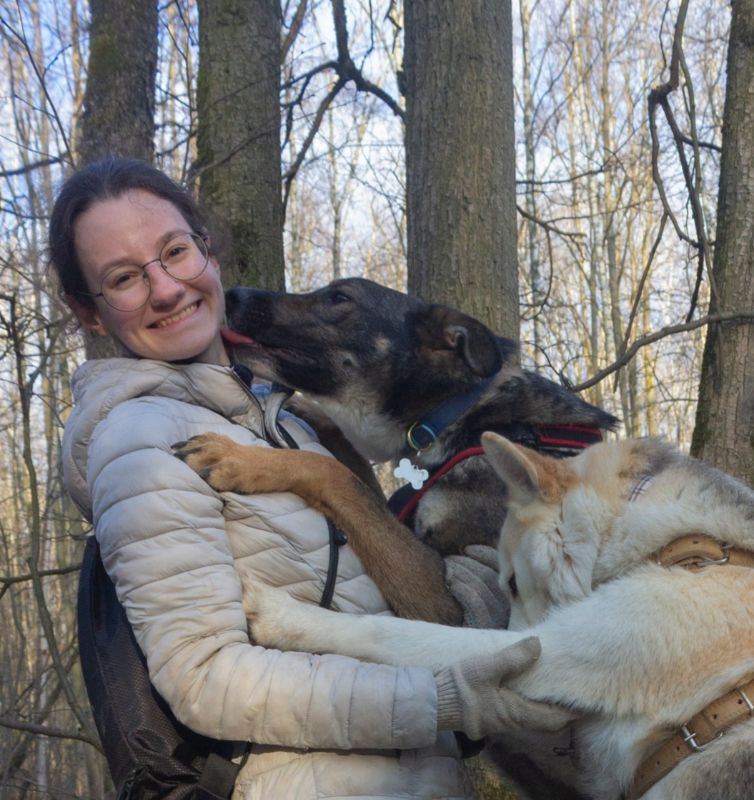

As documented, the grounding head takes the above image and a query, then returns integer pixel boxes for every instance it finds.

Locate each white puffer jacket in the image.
[63,358,472,800]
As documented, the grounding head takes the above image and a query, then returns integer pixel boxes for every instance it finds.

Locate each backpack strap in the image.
[195,752,243,799]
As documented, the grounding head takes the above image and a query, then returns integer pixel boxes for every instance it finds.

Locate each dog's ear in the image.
[481,432,541,506]
[415,306,503,377]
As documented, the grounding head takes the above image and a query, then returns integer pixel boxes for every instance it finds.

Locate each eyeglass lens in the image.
[100,233,209,311]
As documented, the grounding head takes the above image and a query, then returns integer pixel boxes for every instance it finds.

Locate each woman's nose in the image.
[145,262,184,306]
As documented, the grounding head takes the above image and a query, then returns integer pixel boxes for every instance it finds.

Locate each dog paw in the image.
[173,433,251,493]
[243,581,303,649]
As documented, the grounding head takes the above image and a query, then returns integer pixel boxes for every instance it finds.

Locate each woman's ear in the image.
[65,294,109,336]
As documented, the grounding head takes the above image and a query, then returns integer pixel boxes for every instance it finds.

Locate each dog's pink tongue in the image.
[221,327,257,346]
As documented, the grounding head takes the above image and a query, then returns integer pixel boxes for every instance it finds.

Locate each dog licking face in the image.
[223,278,518,463]
[223,278,617,557]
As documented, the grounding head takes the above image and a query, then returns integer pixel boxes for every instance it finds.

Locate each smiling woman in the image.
[50,158,561,800]
[64,189,228,364]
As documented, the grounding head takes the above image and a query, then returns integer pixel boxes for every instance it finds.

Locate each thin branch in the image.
[3,293,97,744]
[572,312,754,393]
[0,563,82,601]
[330,0,404,119]
[612,212,668,392]
[647,0,715,321]
[515,166,605,186]
[0,155,62,178]
[283,77,346,213]
[282,0,310,63]
[0,717,101,751]
[516,203,586,240]
[648,0,692,245]
[1,11,73,164]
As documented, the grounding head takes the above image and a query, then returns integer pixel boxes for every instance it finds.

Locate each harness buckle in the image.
[680,724,705,751]
[697,542,732,567]
[680,723,724,752]
[737,685,754,713]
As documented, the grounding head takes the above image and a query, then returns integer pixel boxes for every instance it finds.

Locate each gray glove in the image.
[445,544,510,628]
[435,637,575,740]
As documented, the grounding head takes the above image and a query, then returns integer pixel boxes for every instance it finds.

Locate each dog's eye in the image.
[330,291,350,304]
[508,574,518,598]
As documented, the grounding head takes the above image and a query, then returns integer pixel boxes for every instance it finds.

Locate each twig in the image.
[283,78,346,213]
[2,10,73,164]
[282,0,309,62]
[0,563,82,601]
[647,0,714,319]
[0,156,62,178]
[0,717,101,751]
[612,212,668,392]
[573,311,754,392]
[516,203,586,240]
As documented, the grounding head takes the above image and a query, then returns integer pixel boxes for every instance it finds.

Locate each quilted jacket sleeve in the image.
[87,397,439,750]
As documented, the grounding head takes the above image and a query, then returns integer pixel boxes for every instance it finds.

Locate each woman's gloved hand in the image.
[434,637,575,740]
[444,544,510,628]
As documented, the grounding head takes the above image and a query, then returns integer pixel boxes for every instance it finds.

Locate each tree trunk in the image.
[196,0,285,291]
[691,0,754,482]
[76,0,158,359]
[77,0,157,164]
[404,0,518,338]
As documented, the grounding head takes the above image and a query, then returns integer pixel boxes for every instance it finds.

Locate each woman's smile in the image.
[150,300,201,329]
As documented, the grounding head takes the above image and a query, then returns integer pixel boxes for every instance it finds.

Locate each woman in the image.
[54,158,568,799]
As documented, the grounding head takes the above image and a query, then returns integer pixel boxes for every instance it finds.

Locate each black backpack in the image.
[77,536,247,799]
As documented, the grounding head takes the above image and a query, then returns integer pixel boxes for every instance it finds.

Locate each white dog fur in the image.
[245,435,754,800]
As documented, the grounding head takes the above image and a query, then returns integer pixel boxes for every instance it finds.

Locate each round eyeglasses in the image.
[81,232,210,312]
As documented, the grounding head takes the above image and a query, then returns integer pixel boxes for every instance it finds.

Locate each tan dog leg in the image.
[175,434,462,625]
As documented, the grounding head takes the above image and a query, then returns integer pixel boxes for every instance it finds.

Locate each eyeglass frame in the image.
[77,231,211,311]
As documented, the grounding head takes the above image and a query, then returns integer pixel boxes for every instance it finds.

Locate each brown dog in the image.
[221,278,617,556]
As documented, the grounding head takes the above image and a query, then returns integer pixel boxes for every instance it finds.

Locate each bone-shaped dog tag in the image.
[393,458,429,490]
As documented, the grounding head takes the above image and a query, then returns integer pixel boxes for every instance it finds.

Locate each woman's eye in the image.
[106,269,141,290]
[164,244,188,262]
[508,574,518,598]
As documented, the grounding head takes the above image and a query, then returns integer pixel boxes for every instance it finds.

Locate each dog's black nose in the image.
[225,287,250,311]
[225,286,278,312]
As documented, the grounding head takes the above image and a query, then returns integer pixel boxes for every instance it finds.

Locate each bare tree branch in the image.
[0,563,81,601]
[647,0,715,321]
[330,0,403,118]
[0,156,62,178]
[613,212,668,392]
[282,0,309,62]
[516,203,586,240]
[0,717,101,751]
[1,11,73,164]
[572,311,754,393]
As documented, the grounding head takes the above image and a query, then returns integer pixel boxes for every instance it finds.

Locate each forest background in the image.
[1,0,753,797]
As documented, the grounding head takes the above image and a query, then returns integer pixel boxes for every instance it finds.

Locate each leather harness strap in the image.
[654,533,754,570]
[627,678,754,800]
[625,533,754,799]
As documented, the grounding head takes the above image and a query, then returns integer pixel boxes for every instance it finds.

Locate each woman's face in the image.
[70,189,229,365]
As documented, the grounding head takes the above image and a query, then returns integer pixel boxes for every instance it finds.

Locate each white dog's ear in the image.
[481,432,541,506]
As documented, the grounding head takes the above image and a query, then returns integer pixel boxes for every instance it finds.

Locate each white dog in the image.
[240,434,754,800]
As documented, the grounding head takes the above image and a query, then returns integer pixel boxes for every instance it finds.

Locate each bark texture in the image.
[77,0,158,359]
[197,0,285,290]
[404,0,518,338]
[691,0,754,482]
[77,0,158,164]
